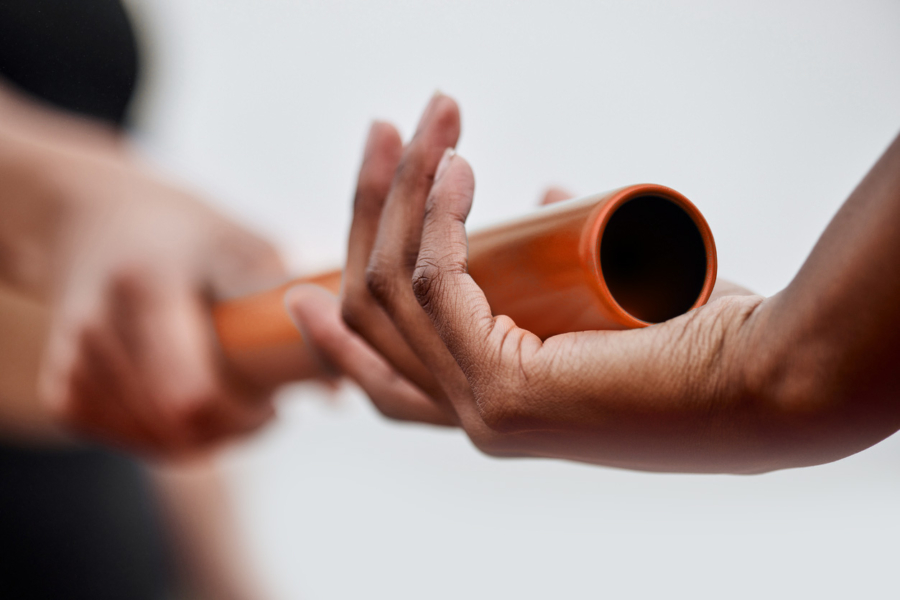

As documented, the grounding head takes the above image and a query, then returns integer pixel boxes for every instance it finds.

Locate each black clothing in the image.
[0,444,173,600]
[0,0,140,125]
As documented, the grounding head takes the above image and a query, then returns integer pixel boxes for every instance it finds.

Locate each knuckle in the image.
[364,262,398,308]
[341,278,376,316]
[340,295,369,333]
[353,175,389,216]
[394,150,431,188]
[410,261,441,312]
[411,246,468,314]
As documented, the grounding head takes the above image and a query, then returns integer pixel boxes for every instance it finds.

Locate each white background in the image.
[125,1,900,598]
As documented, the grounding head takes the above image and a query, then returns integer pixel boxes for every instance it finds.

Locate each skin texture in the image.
[0,81,284,456]
[289,93,900,474]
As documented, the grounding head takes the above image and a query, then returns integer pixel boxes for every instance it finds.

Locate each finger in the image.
[48,319,169,454]
[413,151,542,389]
[363,94,463,399]
[62,365,147,451]
[114,272,274,446]
[75,325,170,451]
[287,284,455,427]
[341,122,434,388]
[369,92,460,280]
[107,272,210,447]
[539,187,575,206]
[346,121,403,285]
[39,288,175,452]
[64,366,155,452]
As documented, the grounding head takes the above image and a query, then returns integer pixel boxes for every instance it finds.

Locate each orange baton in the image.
[214,184,717,386]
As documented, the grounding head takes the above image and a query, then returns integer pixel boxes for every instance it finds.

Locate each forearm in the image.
[0,82,122,439]
[745,131,900,462]
[0,284,69,442]
[0,81,124,298]
[0,129,59,297]
[0,87,70,439]
[151,459,270,599]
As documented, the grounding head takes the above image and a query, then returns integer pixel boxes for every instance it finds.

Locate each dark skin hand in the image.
[290,93,900,473]
[287,101,585,427]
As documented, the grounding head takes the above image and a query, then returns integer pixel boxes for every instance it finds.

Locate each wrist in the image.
[732,291,879,469]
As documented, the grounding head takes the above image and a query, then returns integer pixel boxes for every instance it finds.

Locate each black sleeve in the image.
[0,0,140,126]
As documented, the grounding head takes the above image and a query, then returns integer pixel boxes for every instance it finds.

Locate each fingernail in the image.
[435,147,456,180]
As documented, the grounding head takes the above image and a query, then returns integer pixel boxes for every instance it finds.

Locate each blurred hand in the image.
[293,94,900,474]
[7,123,287,455]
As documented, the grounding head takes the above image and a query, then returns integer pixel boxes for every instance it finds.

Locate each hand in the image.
[286,129,575,428]
[297,94,900,474]
[287,94,463,427]
[0,99,286,455]
[288,94,761,456]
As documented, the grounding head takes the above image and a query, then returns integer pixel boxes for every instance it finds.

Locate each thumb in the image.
[412,149,497,381]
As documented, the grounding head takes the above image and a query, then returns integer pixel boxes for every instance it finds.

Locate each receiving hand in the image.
[292,94,900,474]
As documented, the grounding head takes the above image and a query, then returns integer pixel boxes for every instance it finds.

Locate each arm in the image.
[739,130,900,466]
[291,94,900,473]
[152,459,272,600]
[0,80,283,455]
[0,284,65,442]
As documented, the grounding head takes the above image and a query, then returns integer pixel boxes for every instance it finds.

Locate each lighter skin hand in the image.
[0,83,285,455]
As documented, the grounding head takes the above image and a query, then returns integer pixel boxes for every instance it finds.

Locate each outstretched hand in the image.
[287,97,582,429]
[292,95,900,474]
